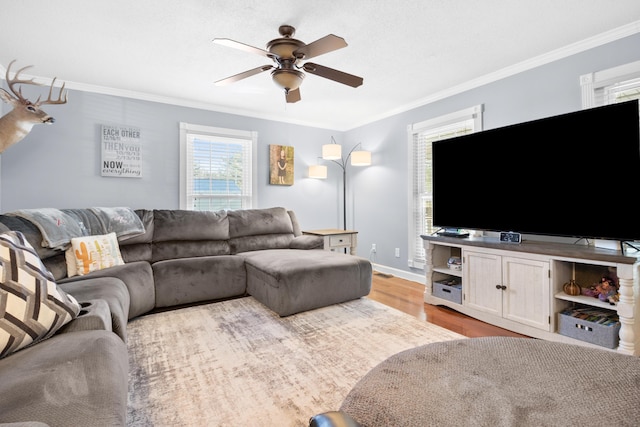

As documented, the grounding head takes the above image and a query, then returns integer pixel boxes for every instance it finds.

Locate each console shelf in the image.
[433,266,462,278]
[554,292,618,312]
[421,235,640,356]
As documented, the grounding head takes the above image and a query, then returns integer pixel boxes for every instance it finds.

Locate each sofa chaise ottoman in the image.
[242,248,372,316]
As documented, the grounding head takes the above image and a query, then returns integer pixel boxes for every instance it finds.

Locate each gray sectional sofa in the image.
[0,206,372,426]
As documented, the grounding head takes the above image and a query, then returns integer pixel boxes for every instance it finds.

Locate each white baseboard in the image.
[372,264,425,285]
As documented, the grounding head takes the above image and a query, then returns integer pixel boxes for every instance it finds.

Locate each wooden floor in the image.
[367,271,528,338]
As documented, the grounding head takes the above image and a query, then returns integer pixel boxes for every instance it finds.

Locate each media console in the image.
[421,235,640,355]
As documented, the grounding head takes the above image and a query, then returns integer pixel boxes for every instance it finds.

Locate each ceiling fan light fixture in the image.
[214,25,362,103]
[271,69,304,92]
[267,40,304,59]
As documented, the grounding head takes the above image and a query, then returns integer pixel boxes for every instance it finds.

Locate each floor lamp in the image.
[308,137,371,230]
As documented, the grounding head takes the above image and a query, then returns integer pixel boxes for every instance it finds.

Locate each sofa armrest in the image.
[309,411,362,427]
[290,235,324,250]
[57,299,112,335]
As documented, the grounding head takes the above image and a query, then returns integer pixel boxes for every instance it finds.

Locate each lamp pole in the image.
[329,144,362,231]
[315,137,370,231]
[342,165,347,230]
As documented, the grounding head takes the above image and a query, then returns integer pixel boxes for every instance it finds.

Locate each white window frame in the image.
[407,105,483,269]
[179,122,257,211]
[580,60,640,107]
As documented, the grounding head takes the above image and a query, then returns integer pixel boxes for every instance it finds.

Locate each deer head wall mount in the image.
[0,60,68,154]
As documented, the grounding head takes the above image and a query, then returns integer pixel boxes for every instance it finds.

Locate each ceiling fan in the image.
[212,25,363,103]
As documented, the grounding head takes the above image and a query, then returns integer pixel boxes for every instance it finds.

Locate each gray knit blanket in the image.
[7,207,145,250]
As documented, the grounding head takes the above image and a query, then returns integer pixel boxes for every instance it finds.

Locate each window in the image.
[407,105,483,269]
[603,76,640,104]
[180,123,257,211]
[581,60,640,107]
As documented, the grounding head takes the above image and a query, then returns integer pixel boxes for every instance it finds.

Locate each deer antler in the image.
[4,60,67,106]
[35,77,67,106]
[5,60,44,105]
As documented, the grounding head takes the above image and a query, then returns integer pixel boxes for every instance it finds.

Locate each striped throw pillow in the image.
[0,231,80,358]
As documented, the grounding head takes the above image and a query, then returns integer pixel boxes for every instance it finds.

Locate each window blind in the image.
[408,105,482,269]
[604,76,640,104]
[180,123,257,211]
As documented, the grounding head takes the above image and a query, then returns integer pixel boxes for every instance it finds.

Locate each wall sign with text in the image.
[101,125,142,178]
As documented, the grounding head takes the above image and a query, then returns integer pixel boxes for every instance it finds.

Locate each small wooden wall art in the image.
[269,144,294,185]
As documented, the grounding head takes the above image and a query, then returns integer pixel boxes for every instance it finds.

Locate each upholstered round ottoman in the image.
[340,337,640,426]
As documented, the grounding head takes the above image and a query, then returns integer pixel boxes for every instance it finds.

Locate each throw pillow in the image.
[65,232,124,277]
[0,231,80,358]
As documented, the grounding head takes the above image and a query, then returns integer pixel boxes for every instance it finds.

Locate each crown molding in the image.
[3,20,639,131]
[348,20,640,130]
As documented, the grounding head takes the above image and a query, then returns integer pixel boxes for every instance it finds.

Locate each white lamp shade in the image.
[308,164,327,179]
[351,150,371,166]
[322,144,342,160]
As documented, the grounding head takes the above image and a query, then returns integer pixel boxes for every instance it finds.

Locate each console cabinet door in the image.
[464,251,502,316]
[502,256,551,331]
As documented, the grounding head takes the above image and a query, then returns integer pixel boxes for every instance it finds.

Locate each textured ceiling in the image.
[1,1,640,130]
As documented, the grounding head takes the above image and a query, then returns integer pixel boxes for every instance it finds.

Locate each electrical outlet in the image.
[395,248,400,257]
[371,243,376,252]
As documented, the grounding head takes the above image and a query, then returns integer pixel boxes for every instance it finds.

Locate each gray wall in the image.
[2,32,639,279]
[0,91,345,231]
[345,32,640,277]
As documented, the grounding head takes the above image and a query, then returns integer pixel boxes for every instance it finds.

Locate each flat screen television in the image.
[432,100,640,242]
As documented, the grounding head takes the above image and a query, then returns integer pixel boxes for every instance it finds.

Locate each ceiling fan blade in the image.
[212,38,274,59]
[215,65,274,86]
[294,34,347,60]
[302,62,363,88]
[285,88,301,103]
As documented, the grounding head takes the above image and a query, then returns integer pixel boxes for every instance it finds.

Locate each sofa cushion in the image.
[229,234,294,254]
[61,261,154,320]
[152,255,247,308]
[119,209,154,245]
[119,242,152,264]
[151,240,230,263]
[42,253,68,282]
[227,207,295,253]
[227,207,294,238]
[0,231,80,359]
[153,209,229,242]
[115,209,154,265]
[66,233,125,277]
[0,330,128,426]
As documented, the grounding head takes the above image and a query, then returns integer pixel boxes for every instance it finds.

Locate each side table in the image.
[302,229,358,255]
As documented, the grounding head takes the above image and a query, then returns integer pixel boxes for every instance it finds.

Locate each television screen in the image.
[432,100,640,242]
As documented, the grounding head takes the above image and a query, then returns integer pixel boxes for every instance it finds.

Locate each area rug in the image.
[126,296,465,426]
